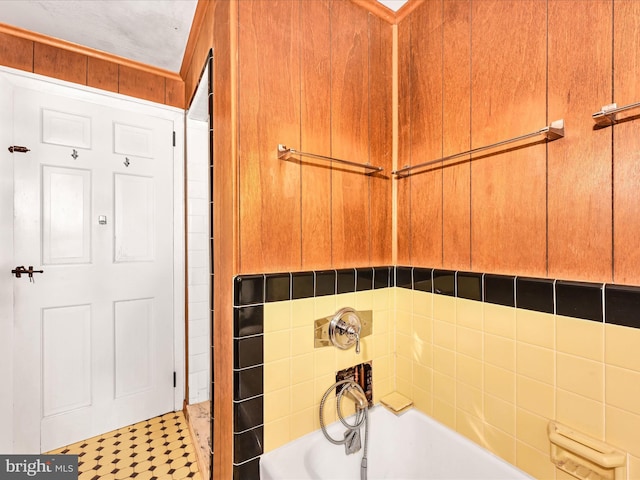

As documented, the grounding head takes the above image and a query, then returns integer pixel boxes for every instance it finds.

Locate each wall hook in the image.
[124,157,130,167]
[71,149,79,160]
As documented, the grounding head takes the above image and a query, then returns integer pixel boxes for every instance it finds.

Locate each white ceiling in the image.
[0,0,408,73]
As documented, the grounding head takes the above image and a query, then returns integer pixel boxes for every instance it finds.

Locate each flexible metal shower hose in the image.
[319,379,369,480]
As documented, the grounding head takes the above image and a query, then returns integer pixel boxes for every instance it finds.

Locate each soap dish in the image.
[380,392,413,415]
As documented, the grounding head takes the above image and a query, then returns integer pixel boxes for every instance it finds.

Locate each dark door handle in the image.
[12,265,44,282]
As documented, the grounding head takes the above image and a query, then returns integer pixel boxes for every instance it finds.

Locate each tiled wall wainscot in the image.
[395,267,640,480]
[232,267,395,479]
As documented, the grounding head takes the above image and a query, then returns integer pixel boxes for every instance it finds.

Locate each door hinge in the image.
[8,146,30,153]
[172,131,176,147]
[173,371,177,388]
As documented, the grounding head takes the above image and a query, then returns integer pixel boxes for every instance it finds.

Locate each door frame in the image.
[0,66,185,453]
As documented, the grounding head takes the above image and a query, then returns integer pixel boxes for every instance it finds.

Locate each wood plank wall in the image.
[0,26,185,108]
[237,0,393,274]
[398,0,640,285]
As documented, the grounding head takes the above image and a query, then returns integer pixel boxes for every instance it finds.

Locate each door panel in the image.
[12,86,175,453]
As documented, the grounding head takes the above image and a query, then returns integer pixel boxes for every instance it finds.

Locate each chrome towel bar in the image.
[592,102,640,127]
[392,119,565,177]
[277,144,384,174]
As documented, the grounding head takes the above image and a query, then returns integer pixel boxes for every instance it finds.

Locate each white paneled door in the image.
[12,86,176,452]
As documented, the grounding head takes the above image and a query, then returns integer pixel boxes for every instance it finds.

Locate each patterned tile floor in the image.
[48,411,203,480]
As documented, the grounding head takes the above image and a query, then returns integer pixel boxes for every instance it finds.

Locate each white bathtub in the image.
[260,406,533,479]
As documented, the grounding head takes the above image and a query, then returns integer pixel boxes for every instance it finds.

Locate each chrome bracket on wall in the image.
[314,308,373,353]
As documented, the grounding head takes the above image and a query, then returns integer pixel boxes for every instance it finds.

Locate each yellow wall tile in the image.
[433,295,456,323]
[264,301,291,332]
[556,389,604,440]
[557,315,603,362]
[290,381,314,413]
[314,295,337,318]
[457,325,483,360]
[373,287,390,311]
[606,365,640,416]
[433,319,456,350]
[412,290,433,318]
[413,334,432,367]
[432,397,455,430]
[485,333,515,371]
[605,323,640,372]
[291,298,315,328]
[484,303,516,339]
[456,381,482,417]
[413,313,432,345]
[485,364,515,404]
[516,375,554,419]
[264,388,291,423]
[396,377,412,399]
[628,454,640,480]
[374,309,390,335]
[457,353,483,389]
[375,377,393,401]
[433,346,456,377]
[516,407,550,453]
[373,333,389,359]
[556,352,603,402]
[394,287,412,312]
[556,469,577,480]
[290,325,314,357]
[484,423,515,464]
[396,332,412,359]
[433,371,455,404]
[313,347,336,377]
[290,352,314,385]
[516,342,554,385]
[606,405,640,457]
[515,440,557,480]
[396,308,412,335]
[456,298,483,330]
[290,408,315,441]
[484,393,515,435]
[264,359,290,393]
[373,354,391,381]
[516,309,555,349]
[456,409,484,446]
[397,353,412,383]
[264,330,291,363]
[264,417,291,453]
[354,290,373,310]
[412,385,432,415]
[412,362,432,392]
[335,292,356,308]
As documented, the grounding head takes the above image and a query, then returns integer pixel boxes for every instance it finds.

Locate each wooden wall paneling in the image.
[183,1,215,109]
[212,0,236,477]
[330,0,371,268]
[238,0,301,273]
[165,77,186,109]
[408,0,443,267]
[470,0,547,277]
[548,0,612,282]
[300,0,332,270]
[87,57,118,93]
[396,18,412,265]
[33,42,87,86]
[442,0,471,270]
[613,0,640,285]
[118,65,166,104]
[369,14,393,265]
[0,31,33,72]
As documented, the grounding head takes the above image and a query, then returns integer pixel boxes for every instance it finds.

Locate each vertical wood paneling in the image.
[183,1,215,108]
[396,18,412,265]
[330,0,370,267]
[409,0,443,267]
[470,0,547,277]
[238,0,301,273]
[442,0,471,270]
[87,57,118,93]
[0,32,33,72]
[165,77,185,109]
[613,0,640,285]
[118,66,166,104]
[369,14,393,265]
[300,0,332,270]
[34,43,87,86]
[548,0,612,282]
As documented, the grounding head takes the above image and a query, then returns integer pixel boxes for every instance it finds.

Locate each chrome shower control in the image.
[314,307,372,353]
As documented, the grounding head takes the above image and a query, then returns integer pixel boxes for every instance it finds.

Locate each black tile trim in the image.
[232,457,261,480]
[337,268,356,294]
[315,270,337,297]
[234,275,265,306]
[234,396,264,433]
[516,277,554,314]
[484,274,515,307]
[556,280,603,322]
[233,426,263,464]
[356,268,374,291]
[457,272,483,302]
[373,267,391,289]
[292,271,314,300]
[265,273,291,302]
[396,266,412,289]
[413,268,433,293]
[433,269,455,296]
[605,284,640,329]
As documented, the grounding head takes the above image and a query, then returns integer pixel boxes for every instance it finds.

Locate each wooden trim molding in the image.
[0,22,181,81]
[395,0,426,23]
[350,0,396,23]
[180,0,210,80]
